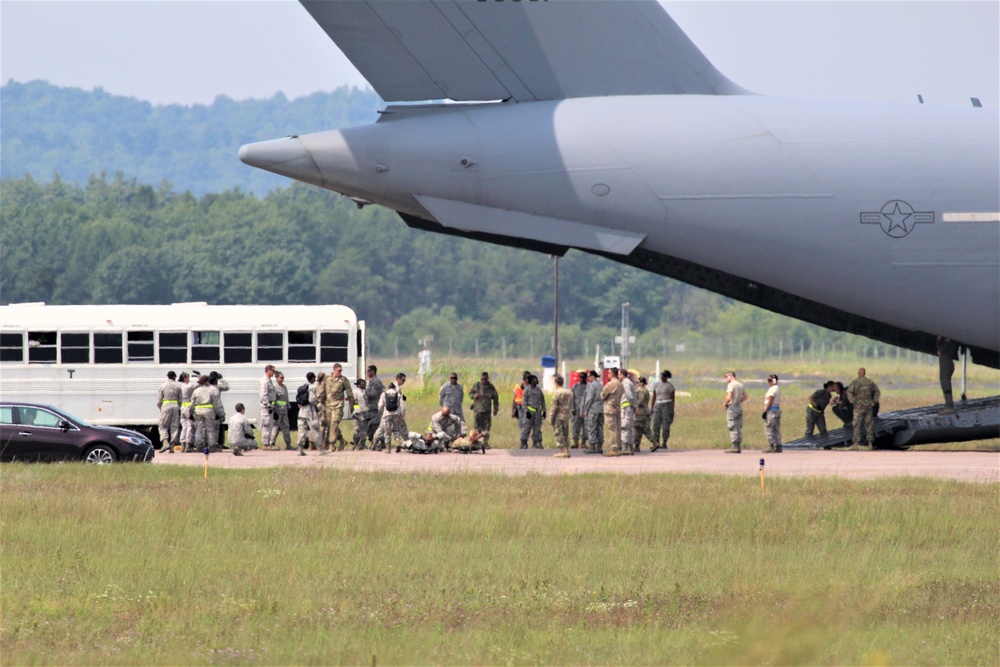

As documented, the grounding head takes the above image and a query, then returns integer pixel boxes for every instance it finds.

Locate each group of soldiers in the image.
[154,364,679,458]
[801,368,882,449]
[251,364,491,456]
[516,367,677,458]
[156,362,894,457]
[151,363,404,456]
[154,369,230,453]
[257,363,413,456]
[721,367,883,454]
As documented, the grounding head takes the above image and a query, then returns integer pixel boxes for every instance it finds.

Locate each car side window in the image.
[29,409,63,428]
[0,406,13,425]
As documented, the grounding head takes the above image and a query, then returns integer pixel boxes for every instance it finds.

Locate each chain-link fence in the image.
[370,335,940,366]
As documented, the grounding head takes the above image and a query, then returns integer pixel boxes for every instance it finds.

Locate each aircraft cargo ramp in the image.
[785,396,1000,450]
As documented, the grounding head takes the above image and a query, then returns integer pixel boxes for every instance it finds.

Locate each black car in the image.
[0,402,154,463]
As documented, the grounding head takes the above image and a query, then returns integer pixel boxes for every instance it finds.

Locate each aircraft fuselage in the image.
[240,95,999,358]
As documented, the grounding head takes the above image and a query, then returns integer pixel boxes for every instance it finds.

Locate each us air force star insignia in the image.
[860,200,934,238]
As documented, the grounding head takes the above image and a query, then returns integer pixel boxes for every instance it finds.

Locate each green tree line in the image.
[2,174,864,357]
[1,80,382,196]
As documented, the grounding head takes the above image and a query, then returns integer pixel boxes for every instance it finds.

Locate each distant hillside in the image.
[1,80,381,196]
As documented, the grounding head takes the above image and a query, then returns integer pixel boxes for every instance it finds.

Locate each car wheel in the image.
[85,444,117,465]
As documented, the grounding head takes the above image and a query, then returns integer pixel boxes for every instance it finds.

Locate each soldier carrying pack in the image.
[295,383,310,407]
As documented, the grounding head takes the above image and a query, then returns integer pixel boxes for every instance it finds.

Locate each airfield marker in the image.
[759,458,765,491]
[204,446,210,479]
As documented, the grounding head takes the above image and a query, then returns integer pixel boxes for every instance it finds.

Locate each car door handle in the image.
[18,432,32,437]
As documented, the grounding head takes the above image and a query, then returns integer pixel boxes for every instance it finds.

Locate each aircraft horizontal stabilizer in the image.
[300,0,744,102]
[415,195,646,255]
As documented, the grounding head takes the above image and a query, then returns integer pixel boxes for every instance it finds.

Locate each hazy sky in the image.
[2,1,997,108]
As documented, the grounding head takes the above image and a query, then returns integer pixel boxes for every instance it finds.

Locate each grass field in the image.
[3,357,998,665]
[2,465,998,665]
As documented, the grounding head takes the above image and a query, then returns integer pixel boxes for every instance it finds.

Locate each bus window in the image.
[94,333,124,364]
[27,331,57,364]
[288,331,316,363]
[60,332,91,364]
[192,331,220,363]
[256,332,283,362]
[159,332,188,364]
[127,331,155,362]
[320,332,349,363]
[0,332,24,362]
[224,332,252,364]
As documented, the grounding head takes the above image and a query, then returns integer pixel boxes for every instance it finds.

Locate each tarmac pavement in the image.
[154,447,999,483]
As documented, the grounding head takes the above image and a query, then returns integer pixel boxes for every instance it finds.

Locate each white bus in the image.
[0,303,366,437]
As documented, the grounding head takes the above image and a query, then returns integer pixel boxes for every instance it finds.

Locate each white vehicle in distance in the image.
[0,303,366,439]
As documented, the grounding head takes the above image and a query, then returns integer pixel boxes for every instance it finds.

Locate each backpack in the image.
[384,391,399,412]
[295,383,310,407]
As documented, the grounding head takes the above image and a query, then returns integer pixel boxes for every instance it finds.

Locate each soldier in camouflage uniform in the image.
[318,363,355,452]
[763,374,783,453]
[549,375,573,458]
[228,403,257,456]
[178,372,196,452]
[724,371,748,453]
[511,371,529,425]
[156,371,182,453]
[633,376,654,452]
[394,373,409,436]
[830,382,853,431]
[846,367,881,450]
[805,381,836,438]
[600,368,624,456]
[271,372,293,450]
[469,371,500,448]
[259,365,277,450]
[619,370,637,455]
[372,382,403,452]
[364,365,384,447]
[936,336,960,413]
[451,430,486,454]
[519,374,546,449]
[295,373,320,455]
[190,374,225,451]
[439,373,465,419]
[651,370,676,452]
[428,406,467,450]
[570,371,589,449]
[352,378,369,449]
[583,370,605,454]
[314,372,327,450]
[208,372,229,447]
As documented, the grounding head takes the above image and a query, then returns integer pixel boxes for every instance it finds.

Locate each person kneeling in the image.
[428,406,467,452]
[228,403,257,456]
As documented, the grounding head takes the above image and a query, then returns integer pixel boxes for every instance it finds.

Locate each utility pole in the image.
[621,302,629,370]
[615,302,635,371]
[553,255,560,371]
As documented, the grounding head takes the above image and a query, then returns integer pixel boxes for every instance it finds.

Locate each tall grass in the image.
[2,464,997,665]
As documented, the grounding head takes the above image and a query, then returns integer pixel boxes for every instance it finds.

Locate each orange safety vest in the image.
[513,384,524,405]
